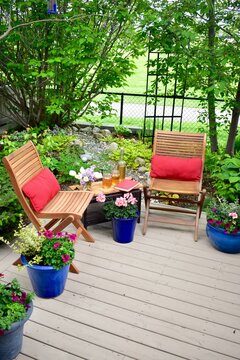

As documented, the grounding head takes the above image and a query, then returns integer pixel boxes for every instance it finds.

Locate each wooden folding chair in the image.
[2,141,95,273]
[143,130,207,241]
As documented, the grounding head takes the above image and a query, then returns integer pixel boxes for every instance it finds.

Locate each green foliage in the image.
[114,125,132,137]
[104,136,152,169]
[210,154,240,201]
[0,277,34,333]
[0,0,146,127]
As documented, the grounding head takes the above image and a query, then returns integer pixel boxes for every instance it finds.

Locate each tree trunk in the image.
[207,0,218,153]
[225,80,240,156]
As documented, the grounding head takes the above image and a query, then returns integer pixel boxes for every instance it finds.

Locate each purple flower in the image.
[11,292,19,302]
[56,231,65,237]
[212,207,217,213]
[0,273,4,277]
[43,230,54,239]
[232,229,239,234]
[62,254,70,263]
[20,292,27,304]
[207,219,214,224]
[215,220,223,226]
[0,329,4,336]
[53,242,62,249]
[68,233,77,242]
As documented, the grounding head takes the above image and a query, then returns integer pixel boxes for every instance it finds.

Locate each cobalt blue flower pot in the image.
[21,255,70,298]
[206,223,240,254]
[112,217,137,243]
[0,302,33,360]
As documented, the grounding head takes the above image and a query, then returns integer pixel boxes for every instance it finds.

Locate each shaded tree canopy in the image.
[0,0,147,127]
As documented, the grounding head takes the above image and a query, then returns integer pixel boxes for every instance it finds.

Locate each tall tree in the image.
[141,0,240,153]
[0,0,146,127]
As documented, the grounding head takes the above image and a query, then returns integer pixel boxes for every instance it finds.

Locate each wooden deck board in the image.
[1,214,240,360]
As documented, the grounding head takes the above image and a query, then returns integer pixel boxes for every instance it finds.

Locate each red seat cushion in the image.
[22,168,60,212]
[150,155,202,181]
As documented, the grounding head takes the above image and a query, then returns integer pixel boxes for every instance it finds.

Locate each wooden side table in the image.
[69,181,142,228]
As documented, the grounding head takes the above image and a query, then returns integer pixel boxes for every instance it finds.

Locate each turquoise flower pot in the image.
[0,302,33,360]
[206,223,240,254]
[112,217,137,243]
[21,256,70,298]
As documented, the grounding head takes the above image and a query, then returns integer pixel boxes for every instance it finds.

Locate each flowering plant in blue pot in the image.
[206,198,240,234]
[96,192,138,243]
[206,198,240,253]
[0,221,77,298]
[1,220,76,270]
[0,274,34,360]
[0,274,34,335]
[96,192,138,220]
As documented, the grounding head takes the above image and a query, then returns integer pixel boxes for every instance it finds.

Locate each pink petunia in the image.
[56,231,65,237]
[43,230,54,239]
[68,233,77,242]
[53,242,62,249]
[229,212,238,219]
[62,254,71,263]
[96,193,106,203]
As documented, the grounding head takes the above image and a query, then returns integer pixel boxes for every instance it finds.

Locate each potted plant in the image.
[1,221,76,298]
[206,198,240,253]
[0,274,34,360]
[96,192,139,243]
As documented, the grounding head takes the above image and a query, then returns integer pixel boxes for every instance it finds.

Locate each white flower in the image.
[69,170,77,177]
[83,176,89,182]
[94,172,102,180]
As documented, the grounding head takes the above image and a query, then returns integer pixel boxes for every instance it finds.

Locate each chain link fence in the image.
[80,92,228,137]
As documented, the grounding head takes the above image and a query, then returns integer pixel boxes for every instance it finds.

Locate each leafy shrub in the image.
[104,136,152,169]
[210,154,240,201]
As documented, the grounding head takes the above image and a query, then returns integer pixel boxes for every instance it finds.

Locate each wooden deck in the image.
[1,214,240,360]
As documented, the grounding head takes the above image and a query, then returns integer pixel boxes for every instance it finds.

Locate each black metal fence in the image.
[83,92,227,140]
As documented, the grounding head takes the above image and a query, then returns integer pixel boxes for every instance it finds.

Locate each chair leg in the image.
[142,195,150,236]
[45,219,59,230]
[70,262,80,274]
[198,189,207,218]
[52,216,75,234]
[73,220,95,243]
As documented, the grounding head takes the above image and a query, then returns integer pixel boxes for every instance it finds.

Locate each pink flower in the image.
[207,219,214,224]
[96,193,106,203]
[43,230,54,239]
[0,273,4,277]
[124,192,137,205]
[53,242,62,249]
[11,292,19,302]
[115,197,128,207]
[229,212,238,219]
[68,233,77,242]
[62,254,70,263]
[56,231,65,237]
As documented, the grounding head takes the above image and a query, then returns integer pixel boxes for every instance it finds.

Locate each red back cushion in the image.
[22,168,60,212]
[150,155,202,181]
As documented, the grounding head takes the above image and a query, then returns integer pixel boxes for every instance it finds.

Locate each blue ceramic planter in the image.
[112,217,137,243]
[206,223,240,254]
[21,255,70,298]
[0,302,33,360]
